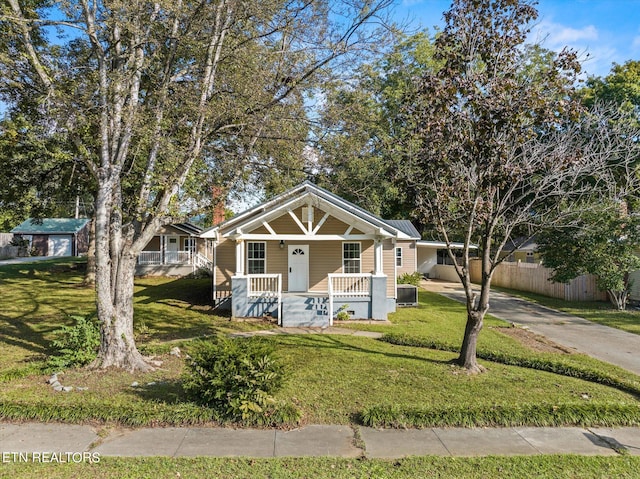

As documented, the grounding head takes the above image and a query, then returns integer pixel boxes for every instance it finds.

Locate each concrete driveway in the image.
[423,280,640,376]
[0,255,60,265]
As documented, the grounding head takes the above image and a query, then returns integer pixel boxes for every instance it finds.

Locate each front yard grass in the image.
[1,259,640,429]
[4,455,640,479]
[492,286,640,336]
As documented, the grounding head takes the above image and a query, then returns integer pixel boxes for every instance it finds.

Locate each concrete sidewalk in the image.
[2,422,640,458]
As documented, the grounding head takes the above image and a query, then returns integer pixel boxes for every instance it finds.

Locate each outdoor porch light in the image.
[279,240,285,249]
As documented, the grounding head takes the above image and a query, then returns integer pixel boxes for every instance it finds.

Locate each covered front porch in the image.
[230,272,389,326]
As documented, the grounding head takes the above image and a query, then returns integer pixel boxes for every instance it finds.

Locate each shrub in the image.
[183,336,299,426]
[47,315,100,370]
[397,272,422,287]
[335,304,350,321]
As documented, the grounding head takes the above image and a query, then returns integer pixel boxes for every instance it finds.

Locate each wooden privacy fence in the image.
[469,260,607,302]
[0,233,17,259]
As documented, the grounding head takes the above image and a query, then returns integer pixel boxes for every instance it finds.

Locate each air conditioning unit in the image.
[397,284,418,306]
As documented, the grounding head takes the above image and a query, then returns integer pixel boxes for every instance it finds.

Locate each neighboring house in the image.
[10,218,90,257]
[416,241,476,282]
[501,237,540,263]
[200,181,425,326]
[136,222,210,276]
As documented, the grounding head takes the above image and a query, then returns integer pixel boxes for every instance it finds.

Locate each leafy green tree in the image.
[1,0,393,371]
[537,205,640,310]
[579,60,640,126]
[314,32,438,219]
[400,0,632,373]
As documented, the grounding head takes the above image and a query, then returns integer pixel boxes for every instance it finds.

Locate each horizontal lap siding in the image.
[266,242,288,290]
[383,239,396,297]
[144,236,160,251]
[395,241,417,276]
[309,242,342,292]
[269,210,305,234]
[214,238,235,298]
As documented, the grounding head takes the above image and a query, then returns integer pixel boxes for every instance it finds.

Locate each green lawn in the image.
[492,286,640,336]
[3,456,640,479]
[1,259,640,429]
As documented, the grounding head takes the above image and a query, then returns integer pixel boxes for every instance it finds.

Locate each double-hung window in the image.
[395,247,403,267]
[247,242,266,274]
[343,242,361,274]
[184,238,196,254]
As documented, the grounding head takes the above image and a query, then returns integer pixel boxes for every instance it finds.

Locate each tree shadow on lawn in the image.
[126,378,188,405]
[271,333,455,367]
[134,277,216,312]
[0,286,69,357]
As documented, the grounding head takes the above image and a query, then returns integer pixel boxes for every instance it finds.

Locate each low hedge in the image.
[380,333,640,397]
[361,402,640,428]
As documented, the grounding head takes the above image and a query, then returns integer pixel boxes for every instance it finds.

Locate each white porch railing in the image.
[193,252,213,272]
[328,273,372,326]
[247,274,282,324]
[248,274,282,299]
[138,251,163,265]
[137,250,192,265]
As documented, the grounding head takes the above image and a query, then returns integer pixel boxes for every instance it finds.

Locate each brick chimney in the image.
[212,186,227,226]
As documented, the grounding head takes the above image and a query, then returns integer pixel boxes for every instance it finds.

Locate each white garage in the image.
[47,235,73,256]
[11,218,91,257]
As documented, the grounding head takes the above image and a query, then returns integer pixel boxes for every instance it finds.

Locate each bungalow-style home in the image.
[200,181,462,326]
[136,222,211,276]
[11,218,90,257]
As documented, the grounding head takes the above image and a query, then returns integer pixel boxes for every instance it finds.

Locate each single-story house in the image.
[136,222,211,276]
[11,218,90,257]
[416,240,477,282]
[200,181,458,326]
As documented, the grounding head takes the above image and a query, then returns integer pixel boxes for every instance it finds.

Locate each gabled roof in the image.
[170,222,203,236]
[504,236,538,252]
[384,220,421,240]
[11,218,90,235]
[200,181,418,240]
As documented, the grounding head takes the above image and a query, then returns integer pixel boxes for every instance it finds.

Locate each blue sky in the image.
[395,0,640,77]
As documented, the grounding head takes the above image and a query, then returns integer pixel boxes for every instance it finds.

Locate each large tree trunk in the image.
[457,310,487,374]
[93,253,151,372]
[91,181,152,372]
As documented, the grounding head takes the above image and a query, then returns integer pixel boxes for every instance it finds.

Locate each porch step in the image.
[281,295,329,327]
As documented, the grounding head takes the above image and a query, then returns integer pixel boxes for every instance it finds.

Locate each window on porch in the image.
[247,241,266,274]
[395,247,403,267]
[343,242,361,274]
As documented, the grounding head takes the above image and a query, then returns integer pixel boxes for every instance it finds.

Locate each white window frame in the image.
[395,247,403,267]
[183,237,196,253]
[247,241,267,274]
[342,242,361,274]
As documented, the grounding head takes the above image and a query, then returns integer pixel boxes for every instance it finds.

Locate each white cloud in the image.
[633,35,640,49]
[531,21,599,50]
[528,21,620,76]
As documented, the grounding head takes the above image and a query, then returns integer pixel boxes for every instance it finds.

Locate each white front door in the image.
[288,245,309,292]
[165,236,179,263]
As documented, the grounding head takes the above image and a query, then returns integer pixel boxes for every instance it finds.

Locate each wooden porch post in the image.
[235,239,245,275]
[374,238,384,276]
